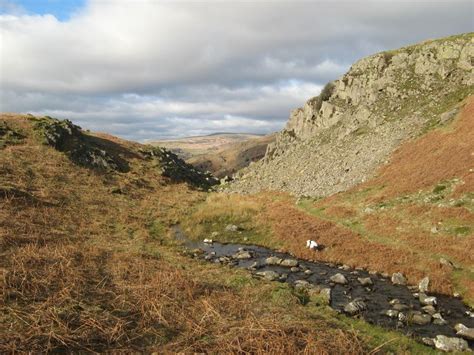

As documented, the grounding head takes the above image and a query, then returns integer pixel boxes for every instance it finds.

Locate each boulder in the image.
[255,270,280,281]
[280,259,299,267]
[419,293,437,306]
[409,312,432,325]
[330,273,348,285]
[422,305,437,315]
[225,224,239,232]
[455,323,474,341]
[358,277,373,286]
[344,298,367,315]
[391,272,407,285]
[418,277,430,293]
[432,313,447,325]
[433,335,469,352]
[320,288,332,304]
[233,250,252,259]
[265,256,283,265]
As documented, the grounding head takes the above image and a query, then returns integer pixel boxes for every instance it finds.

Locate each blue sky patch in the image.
[1,0,86,20]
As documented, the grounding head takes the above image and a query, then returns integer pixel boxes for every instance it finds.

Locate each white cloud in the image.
[0,0,472,140]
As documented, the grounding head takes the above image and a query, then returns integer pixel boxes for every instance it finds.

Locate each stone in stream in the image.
[248,261,259,270]
[418,276,430,293]
[409,311,432,325]
[392,303,409,312]
[255,270,280,281]
[330,273,348,285]
[265,256,283,265]
[398,312,407,323]
[280,258,299,267]
[433,335,470,352]
[391,272,407,285]
[357,277,373,286]
[233,250,252,259]
[290,267,300,273]
[419,293,437,306]
[389,298,400,305]
[304,269,313,275]
[344,298,367,315]
[455,323,474,341]
[422,305,437,315]
[279,273,288,281]
[432,313,448,326]
[383,309,399,318]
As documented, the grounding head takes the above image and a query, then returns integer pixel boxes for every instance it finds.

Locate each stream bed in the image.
[174,227,474,351]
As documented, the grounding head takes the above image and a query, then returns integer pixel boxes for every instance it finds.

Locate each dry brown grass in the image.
[366,96,474,198]
[1,114,371,353]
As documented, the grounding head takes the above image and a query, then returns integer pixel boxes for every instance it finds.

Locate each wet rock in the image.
[304,269,313,275]
[391,272,407,285]
[419,293,437,306]
[455,323,474,341]
[392,303,409,312]
[233,250,252,259]
[409,312,432,325]
[433,313,447,325]
[358,277,373,286]
[433,335,469,352]
[290,267,300,273]
[383,310,399,318]
[248,261,259,270]
[344,298,367,315]
[330,273,348,285]
[280,259,299,267]
[255,270,280,281]
[398,312,407,323]
[265,256,283,265]
[422,305,437,315]
[389,298,400,305]
[419,277,430,293]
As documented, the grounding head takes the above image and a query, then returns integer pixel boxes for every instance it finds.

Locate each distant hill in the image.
[152,132,276,178]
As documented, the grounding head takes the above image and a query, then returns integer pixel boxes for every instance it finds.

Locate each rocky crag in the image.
[228,33,474,197]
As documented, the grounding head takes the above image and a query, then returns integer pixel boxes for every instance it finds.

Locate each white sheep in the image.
[306,240,318,250]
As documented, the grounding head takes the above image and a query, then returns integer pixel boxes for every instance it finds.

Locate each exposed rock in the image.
[344,298,367,315]
[383,310,399,318]
[233,250,252,259]
[422,337,435,347]
[392,303,409,312]
[290,267,300,273]
[409,312,432,326]
[255,270,280,281]
[455,323,474,341]
[330,273,348,285]
[358,277,373,286]
[433,335,470,352]
[419,277,430,293]
[265,256,283,265]
[432,313,448,326]
[280,259,299,267]
[304,269,313,275]
[391,272,407,285]
[419,293,437,306]
[422,305,437,315]
[227,34,474,198]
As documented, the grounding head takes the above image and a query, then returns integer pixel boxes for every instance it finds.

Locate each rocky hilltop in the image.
[228,33,473,197]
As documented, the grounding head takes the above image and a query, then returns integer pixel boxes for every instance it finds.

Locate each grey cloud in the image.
[0,0,472,140]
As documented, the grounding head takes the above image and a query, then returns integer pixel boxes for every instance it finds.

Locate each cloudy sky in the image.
[0,0,472,141]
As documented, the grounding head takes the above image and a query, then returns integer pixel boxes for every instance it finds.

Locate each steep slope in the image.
[187,133,276,178]
[229,33,473,197]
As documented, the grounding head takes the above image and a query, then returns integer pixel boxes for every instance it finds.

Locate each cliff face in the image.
[228,33,474,197]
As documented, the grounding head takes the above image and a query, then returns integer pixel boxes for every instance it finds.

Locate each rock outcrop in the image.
[228,33,474,197]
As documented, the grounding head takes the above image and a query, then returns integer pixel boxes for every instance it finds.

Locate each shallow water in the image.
[174,226,474,348]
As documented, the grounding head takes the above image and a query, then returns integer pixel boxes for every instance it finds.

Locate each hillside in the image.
[187,133,276,178]
[151,133,266,160]
[228,33,474,197]
[1,114,431,353]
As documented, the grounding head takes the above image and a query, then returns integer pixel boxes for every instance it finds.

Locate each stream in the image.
[174,227,474,350]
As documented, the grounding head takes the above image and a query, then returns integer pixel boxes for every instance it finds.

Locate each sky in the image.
[0,1,473,141]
